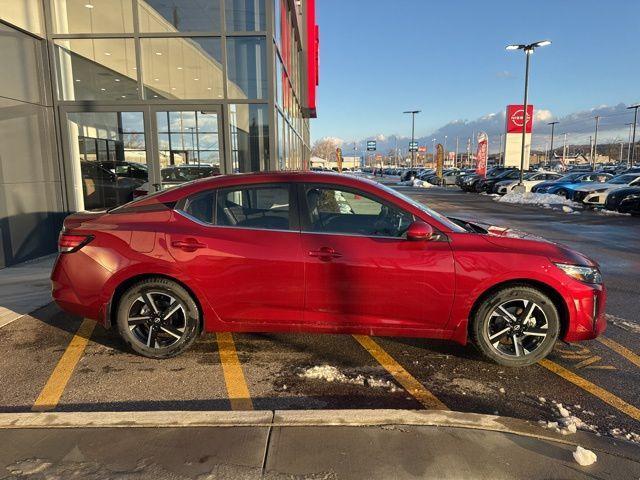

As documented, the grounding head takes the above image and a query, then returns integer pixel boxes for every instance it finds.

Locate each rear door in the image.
[300,183,456,332]
[167,183,304,326]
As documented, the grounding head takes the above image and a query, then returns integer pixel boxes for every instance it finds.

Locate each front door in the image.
[300,184,456,333]
[150,107,224,191]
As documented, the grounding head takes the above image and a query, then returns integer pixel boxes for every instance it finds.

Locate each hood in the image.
[495,180,516,187]
[456,218,597,267]
[573,182,612,193]
[608,186,640,197]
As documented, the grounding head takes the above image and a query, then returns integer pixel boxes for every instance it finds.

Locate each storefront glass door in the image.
[151,107,223,191]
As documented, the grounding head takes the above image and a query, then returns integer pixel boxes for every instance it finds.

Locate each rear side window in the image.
[216,185,291,230]
[180,185,292,230]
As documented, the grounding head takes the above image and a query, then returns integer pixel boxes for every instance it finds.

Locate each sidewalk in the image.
[1,410,638,479]
[0,255,56,328]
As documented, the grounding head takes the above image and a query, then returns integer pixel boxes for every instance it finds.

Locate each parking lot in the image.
[1,186,639,442]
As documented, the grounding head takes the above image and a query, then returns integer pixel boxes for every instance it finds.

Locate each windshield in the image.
[609,174,640,184]
[376,182,467,232]
[559,173,582,182]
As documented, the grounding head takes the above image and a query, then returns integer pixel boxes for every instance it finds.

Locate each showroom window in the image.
[226,36,267,99]
[54,38,138,101]
[303,187,413,237]
[226,0,266,32]
[140,37,223,100]
[50,0,134,34]
[138,0,221,33]
[230,104,269,173]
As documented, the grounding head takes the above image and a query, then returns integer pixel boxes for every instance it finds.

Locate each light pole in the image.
[431,138,436,168]
[628,104,639,166]
[548,121,558,164]
[403,110,421,168]
[506,40,551,190]
[592,116,600,168]
[626,122,634,167]
[455,136,459,168]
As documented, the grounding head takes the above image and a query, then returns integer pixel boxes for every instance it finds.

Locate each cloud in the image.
[496,70,514,78]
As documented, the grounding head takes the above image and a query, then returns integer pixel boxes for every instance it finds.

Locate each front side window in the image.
[304,186,413,237]
[216,185,290,230]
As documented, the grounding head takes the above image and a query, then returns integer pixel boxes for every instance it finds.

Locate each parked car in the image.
[52,172,606,367]
[476,169,522,193]
[604,186,640,213]
[459,167,515,192]
[532,172,613,195]
[400,169,421,182]
[495,172,562,195]
[136,164,221,196]
[427,169,461,186]
[80,161,142,209]
[617,190,640,215]
[570,173,640,206]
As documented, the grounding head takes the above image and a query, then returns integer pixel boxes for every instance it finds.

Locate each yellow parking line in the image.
[353,335,448,410]
[215,332,253,411]
[32,318,96,412]
[597,337,640,368]
[539,359,640,422]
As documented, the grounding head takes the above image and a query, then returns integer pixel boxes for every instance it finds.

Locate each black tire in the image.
[470,285,560,367]
[116,277,200,359]
[556,188,567,198]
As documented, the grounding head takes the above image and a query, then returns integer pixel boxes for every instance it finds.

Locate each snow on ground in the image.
[537,397,640,445]
[397,179,434,188]
[496,192,583,214]
[298,365,401,392]
[573,446,597,466]
[606,314,640,333]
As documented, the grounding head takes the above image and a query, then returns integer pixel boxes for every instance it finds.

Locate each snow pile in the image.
[298,365,401,392]
[573,446,597,466]
[596,208,629,216]
[609,428,640,443]
[497,191,581,208]
[538,401,597,435]
[397,179,433,188]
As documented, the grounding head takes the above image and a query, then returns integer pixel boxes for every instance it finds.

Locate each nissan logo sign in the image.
[510,109,531,127]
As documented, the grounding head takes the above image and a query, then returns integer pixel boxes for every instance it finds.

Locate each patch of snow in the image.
[596,208,629,216]
[607,314,640,334]
[499,387,506,394]
[539,400,598,436]
[397,179,433,188]
[573,446,597,466]
[609,428,640,443]
[496,191,582,210]
[298,365,401,393]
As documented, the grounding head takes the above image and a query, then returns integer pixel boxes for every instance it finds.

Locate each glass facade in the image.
[0,0,314,264]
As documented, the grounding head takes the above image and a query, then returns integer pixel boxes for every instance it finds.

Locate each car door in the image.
[167,183,305,326]
[299,183,456,333]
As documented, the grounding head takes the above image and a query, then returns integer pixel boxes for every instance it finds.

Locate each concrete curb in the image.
[0,409,637,459]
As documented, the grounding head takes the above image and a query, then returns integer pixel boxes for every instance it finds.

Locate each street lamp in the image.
[506,40,552,189]
[625,122,634,167]
[403,110,421,168]
[628,104,639,166]
[547,121,558,163]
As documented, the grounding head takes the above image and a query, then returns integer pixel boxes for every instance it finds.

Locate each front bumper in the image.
[563,281,607,342]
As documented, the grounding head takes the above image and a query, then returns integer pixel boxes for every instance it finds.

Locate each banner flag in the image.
[476,132,488,178]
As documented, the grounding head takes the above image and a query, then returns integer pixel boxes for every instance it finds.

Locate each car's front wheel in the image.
[116,277,200,359]
[471,285,560,367]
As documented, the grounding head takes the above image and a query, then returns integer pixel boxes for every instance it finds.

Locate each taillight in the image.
[58,233,94,253]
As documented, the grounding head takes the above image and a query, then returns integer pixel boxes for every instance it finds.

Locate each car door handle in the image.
[171,239,206,251]
[308,247,342,260]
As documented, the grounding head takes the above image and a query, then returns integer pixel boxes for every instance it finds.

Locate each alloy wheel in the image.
[485,299,549,357]
[127,291,187,349]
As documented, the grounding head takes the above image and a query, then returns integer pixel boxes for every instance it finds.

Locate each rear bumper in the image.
[51,251,112,324]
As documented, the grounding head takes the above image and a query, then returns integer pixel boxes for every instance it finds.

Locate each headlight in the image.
[554,263,602,284]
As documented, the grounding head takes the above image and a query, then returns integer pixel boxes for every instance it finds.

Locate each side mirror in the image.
[406,221,434,241]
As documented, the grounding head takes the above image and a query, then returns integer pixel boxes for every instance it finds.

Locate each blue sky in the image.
[312,0,640,149]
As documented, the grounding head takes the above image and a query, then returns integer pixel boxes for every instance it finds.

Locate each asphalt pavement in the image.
[0,182,639,469]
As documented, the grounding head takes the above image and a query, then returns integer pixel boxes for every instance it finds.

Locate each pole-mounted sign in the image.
[409,141,419,152]
[366,141,376,151]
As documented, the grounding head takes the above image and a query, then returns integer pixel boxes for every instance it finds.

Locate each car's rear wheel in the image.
[116,278,200,359]
[471,286,560,367]
[556,188,567,197]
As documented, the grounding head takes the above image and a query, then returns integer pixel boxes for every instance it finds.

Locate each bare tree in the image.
[311,138,342,162]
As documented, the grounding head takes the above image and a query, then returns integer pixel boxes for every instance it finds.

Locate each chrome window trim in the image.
[175,208,298,234]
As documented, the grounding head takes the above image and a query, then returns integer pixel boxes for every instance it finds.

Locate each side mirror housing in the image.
[406,221,434,241]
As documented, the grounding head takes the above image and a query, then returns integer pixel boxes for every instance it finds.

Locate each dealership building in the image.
[0,0,319,267]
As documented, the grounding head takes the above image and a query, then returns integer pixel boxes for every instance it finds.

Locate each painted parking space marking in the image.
[32,318,96,412]
[215,332,253,411]
[353,335,448,410]
[597,336,640,369]
[539,359,640,422]
[554,344,616,370]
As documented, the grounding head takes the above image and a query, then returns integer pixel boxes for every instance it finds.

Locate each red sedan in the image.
[51,172,606,367]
